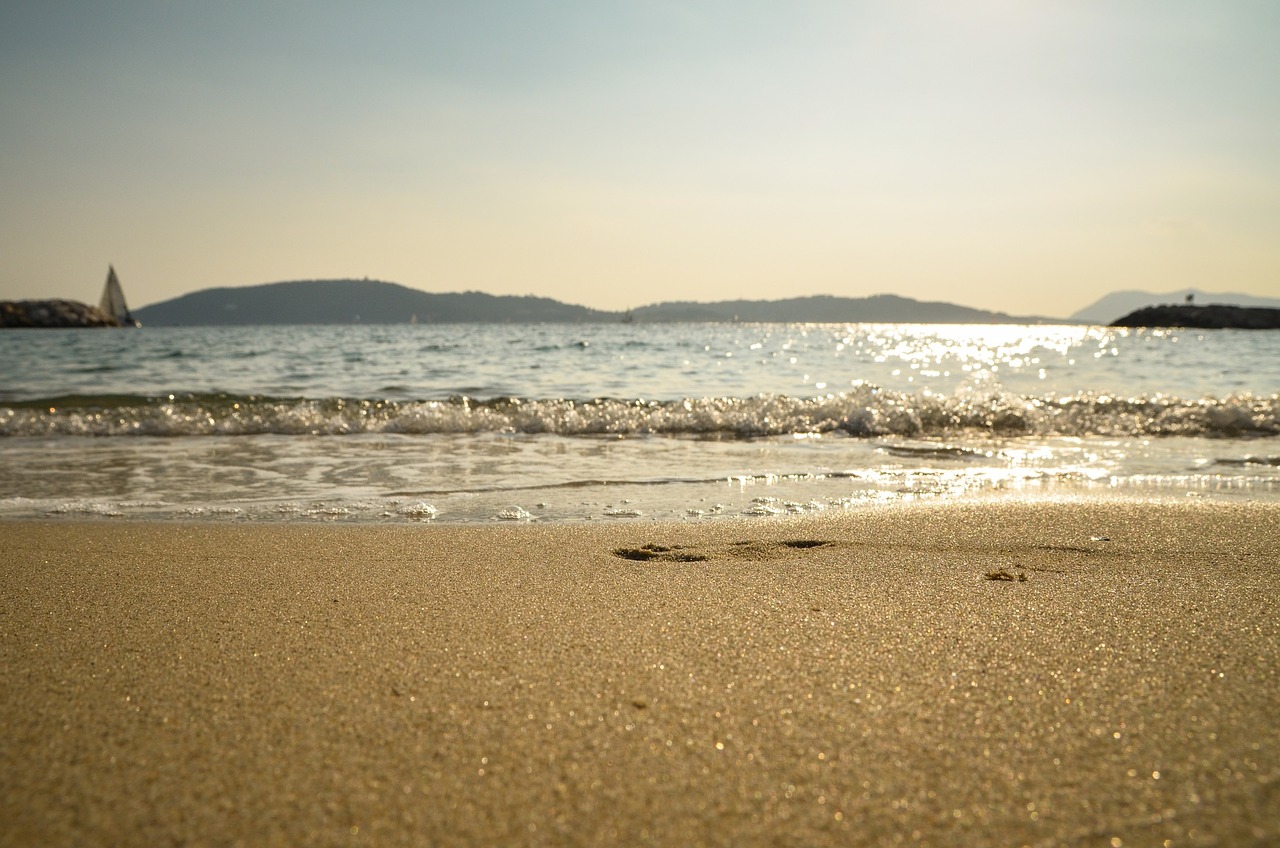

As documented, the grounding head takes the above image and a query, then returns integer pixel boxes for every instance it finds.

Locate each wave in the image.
[1,389,1277,439]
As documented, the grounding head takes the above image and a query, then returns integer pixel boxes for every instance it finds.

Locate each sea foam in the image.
[3,389,1276,439]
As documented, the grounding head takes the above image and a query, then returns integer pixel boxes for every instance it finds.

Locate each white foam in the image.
[495,506,534,521]
[397,502,439,519]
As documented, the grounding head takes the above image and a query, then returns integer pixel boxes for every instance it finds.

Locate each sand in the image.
[2,501,1278,847]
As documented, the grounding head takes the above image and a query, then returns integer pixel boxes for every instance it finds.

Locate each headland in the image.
[1112,304,1280,329]
[0,299,122,328]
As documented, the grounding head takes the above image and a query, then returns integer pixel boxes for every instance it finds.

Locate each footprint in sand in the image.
[612,544,709,562]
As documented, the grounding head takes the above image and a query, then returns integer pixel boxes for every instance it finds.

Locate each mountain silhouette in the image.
[630,294,1043,323]
[134,280,613,325]
[134,279,1052,325]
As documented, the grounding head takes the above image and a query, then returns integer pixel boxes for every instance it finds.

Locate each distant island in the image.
[133,279,1052,326]
[1111,304,1280,329]
[135,280,609,325]
[628,294,1046,324]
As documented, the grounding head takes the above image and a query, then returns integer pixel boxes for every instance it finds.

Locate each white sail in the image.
[98,265,138,327]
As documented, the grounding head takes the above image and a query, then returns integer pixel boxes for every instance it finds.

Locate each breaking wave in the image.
[3,388,1277,439]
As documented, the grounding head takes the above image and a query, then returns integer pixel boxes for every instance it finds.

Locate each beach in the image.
[2,501,1278,847]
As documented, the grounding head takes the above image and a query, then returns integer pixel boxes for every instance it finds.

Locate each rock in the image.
[1110,304,1280,329]
[0,299,122,328]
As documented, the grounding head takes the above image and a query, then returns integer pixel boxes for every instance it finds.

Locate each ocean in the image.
[1,322,1277,522]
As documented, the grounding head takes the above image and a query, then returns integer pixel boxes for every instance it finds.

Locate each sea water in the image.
[1,323,1277,522]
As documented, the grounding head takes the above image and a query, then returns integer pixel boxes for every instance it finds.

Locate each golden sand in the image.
[2,501,1277,846]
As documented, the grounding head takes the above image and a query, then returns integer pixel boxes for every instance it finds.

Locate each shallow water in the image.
[1,323,1277,521]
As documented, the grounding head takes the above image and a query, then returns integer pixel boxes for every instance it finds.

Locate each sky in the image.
[2,1,1278,318]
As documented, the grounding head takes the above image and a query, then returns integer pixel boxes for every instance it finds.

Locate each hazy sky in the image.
[2,1,1278,317]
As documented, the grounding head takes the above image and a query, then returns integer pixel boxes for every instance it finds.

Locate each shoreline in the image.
[3,501,1277,846]
[4,484,1280,525]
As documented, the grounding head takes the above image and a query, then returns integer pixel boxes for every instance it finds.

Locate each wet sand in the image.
[2,501,1278,846]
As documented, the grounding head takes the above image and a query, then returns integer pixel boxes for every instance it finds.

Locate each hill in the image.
[1070,288,1280,324]
[631,293,1047,324]
[134,280,614,325]
[135,280,1053,326]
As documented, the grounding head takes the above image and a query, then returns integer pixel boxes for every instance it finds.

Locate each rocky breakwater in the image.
[1111,304,1280,330]
[1,299,122,328]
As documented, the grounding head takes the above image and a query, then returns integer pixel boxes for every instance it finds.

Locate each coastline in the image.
[3,501,1277,846]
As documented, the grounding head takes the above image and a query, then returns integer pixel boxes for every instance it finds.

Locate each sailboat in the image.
[99,265,140,327]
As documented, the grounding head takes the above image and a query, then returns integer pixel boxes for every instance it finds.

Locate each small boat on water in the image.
[99,265,140,327]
